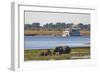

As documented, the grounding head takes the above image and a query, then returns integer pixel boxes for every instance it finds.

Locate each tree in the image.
[77,23,84,30]
[66,23,74,29]
[24,24,31,30]
[31,22,40,30]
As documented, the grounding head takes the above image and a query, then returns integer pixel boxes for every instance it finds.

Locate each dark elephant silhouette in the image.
[53,46,71,55]
[53,46,63,55]
[63,46,71,54]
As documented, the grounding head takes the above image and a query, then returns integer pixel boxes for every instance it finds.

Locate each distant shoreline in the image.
[24,30,90,36]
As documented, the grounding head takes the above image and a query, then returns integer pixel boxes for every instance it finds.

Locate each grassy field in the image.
[24,30,90,36]
[24,47,90,61]
[80,31,90,36]
[24,30,63,36]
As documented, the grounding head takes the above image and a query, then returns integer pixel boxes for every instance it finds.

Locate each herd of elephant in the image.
[40,46,71,56]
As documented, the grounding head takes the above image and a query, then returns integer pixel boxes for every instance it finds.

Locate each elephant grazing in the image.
[63,46,71,54]
[53,46,71,55]
[53,46,63,55]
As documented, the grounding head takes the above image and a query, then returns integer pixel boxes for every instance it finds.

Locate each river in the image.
[24,36,90,50]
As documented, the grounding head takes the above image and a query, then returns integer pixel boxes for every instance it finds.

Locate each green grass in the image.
[24,47,90,61]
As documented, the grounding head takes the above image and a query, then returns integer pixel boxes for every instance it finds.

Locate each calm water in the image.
[24,36,90,50]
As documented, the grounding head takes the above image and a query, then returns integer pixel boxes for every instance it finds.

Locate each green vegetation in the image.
[24,47,90,61]
[25,22,90,31]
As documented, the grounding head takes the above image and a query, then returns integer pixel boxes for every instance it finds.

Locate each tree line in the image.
[24,22,90,31]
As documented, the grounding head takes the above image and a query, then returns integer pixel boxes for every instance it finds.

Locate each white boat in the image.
[62,28,70,37]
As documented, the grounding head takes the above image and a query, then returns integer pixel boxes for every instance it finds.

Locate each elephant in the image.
[63,46,71,54]
[40,49,52,56]
[53,46,63,55]
[53,46,71,55]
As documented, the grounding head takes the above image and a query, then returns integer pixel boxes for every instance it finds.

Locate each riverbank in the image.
[24,47,90,61]
[24,30,90,36]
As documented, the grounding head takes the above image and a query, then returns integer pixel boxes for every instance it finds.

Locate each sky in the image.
[24,11,90,26]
